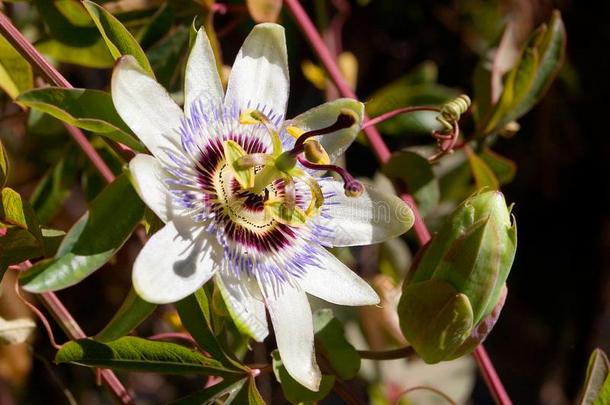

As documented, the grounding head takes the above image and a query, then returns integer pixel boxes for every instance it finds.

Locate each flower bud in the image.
[398,191,516,363]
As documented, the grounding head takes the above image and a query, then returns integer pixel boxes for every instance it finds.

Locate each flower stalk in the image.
[283,1,512,403]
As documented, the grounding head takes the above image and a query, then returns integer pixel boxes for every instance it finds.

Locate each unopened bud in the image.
[398,191,517,363]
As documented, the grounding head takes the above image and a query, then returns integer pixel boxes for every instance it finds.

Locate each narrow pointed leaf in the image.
[1,188,44,246]
[20,173,144,292]
[17,88,144,151]
[0,34,33,101]
[36,39,114,68]
[83,0,154,76]
[231,377,265,405]
[466,148,499,190]
[170,377,246,405]
[579,349,610,405]
[55,337,240,376]
[95,288,157,343]
[176,289,239,368]
[480,147,517,185]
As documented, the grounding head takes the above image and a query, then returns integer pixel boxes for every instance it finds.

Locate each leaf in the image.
[0,227,64,271]
[83,0,154,76]
[170,377,247,405]
[176,289,237,367]
[480,147,516,185]
[465,147,499,190]
[272,350,335,404]
[0,140,8,188]
[137,3,175,49]
[0,34,33,101]
[34,0,99,47]
[0,317,35,345]
[29,146,80,224]
[95,288,157,343]
[382,150,440,216]
[0,188,44,247]
[20,173,145,293]
[313,309,361,380]
[231,377,265,405]
[580,349,610,405]
[55,337,240,376]
[146,26,189,88]
[481,11,566,135]
[246,0,282,23]
[36,39,114,69]
[17,88,144,152]
[366,62,457,136]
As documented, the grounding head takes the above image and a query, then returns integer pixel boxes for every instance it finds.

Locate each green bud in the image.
[398,191,516,363]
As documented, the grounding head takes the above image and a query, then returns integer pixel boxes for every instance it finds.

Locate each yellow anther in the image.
[239,108,261,125]
[303,139,330,165]
[287,126,305,139]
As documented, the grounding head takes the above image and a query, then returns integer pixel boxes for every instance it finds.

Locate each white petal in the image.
[111,55,184,159]
[299,245,379,306]
[215,271,268,342]
[284,99,364,162]
[266,286,321,391]
[184,28,224,116]
[133,220,218,304]
[129,154,175,223]
[316,180,414,247]
[225,23,289,121]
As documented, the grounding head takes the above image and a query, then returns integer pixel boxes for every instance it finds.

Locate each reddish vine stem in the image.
[284,1,511,404]
[0,11,115,183]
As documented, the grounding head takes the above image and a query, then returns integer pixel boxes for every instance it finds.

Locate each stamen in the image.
[290,168,324,216]
[297,156,364,197]
[240,109,283,156]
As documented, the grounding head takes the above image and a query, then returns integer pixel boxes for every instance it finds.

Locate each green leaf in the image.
[176,289,238,368]
[36,39,114,69]
[0,140,8,188]
[0,228,64,271]
[481,11,566,135]
[382,150,440,216]
[83,0,154,76]
[170,377,247,405]
[95,288,157,343]
[313,309,361,380]
[580,349,610,405]
[20,173,144,293]
[480,147,516,185]
[465,148,499,190]
[146,26,189,88]
[366,62,457,136]
[34,0,99,47]
[272,350,335,404]
[1,188,44,246]
[231,377,265,405]
[17,88,144,152]
[29,146,79,224]
[0,34,33,100]
[55,337,240,376]
[137,3,175,49]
